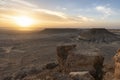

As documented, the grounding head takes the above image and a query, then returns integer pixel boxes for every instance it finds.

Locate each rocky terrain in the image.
[0,28,120,80]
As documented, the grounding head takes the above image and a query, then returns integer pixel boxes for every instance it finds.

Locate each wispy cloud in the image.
[78,16,94,22]
[33,9,95,23]
[34,9,67,19]
[0,0,37,9]
[96,6,114,19]
[0,0,95,27]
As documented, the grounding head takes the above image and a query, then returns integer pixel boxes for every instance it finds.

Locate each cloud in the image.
[0,0,95,27]
[33,9,94,23]
[78,16,94,22]
[34,9,67,19]
[96,6,114,18]
[0,0,37,9]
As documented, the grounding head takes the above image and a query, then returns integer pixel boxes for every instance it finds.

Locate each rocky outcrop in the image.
[65,53,104,80]
[56,44,76,72]
[57,44,104,80]
[113,49,120,79]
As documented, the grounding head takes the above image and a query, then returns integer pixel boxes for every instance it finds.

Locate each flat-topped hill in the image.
[78,28,120,43]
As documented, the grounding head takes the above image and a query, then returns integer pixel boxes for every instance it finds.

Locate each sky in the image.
[0,0,120,29]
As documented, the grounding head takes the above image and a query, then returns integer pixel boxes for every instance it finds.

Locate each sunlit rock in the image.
[69,71,95,80]
[114,49,120,79]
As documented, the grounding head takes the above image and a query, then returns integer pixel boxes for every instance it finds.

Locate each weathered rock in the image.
[57,44,104,80]
[113,49,120,79]
[69,71,95,80]
[103,72,114,80]
[44,63,58,70]
[65,52,104,80]
[56,44,76,72]
[102,64,114,80]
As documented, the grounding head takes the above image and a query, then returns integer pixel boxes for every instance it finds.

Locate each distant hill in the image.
[40,28,79,34]
[0,28,79,35]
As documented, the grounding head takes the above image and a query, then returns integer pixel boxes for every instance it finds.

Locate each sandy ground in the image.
[0,29,119,79]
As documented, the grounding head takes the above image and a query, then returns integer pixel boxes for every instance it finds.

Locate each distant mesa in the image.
[40,28,79,34]
[77,28,120,43]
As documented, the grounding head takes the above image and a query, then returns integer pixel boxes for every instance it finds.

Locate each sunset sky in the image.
[0,0,120,29]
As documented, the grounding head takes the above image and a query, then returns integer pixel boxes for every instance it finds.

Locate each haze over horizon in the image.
[0,0,120,29]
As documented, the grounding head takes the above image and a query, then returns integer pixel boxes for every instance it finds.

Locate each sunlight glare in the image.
[13,16,35,27]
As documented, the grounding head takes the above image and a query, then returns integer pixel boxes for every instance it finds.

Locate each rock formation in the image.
[78,28,119,43]
[113,49,120,79]
[57,44,104,80]
[65,53,104,80]
[56,44,76,72]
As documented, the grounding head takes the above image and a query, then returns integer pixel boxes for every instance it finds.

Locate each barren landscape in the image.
[0,28,120,80]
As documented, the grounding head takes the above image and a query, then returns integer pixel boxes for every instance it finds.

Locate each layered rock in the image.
[77,28,120,43]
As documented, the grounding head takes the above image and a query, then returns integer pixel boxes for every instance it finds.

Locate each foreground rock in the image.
[57,44,104,80]
[56,44,76,72]
[114,49,120,79]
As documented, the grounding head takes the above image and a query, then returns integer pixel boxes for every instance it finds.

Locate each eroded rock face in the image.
[77,28,120,43]
[56,44,76,72]
[65,53,104,80]
[114,49,120,79]
[56,44,104,80]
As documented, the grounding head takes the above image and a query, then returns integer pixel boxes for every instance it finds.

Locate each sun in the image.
[13,16,35,27]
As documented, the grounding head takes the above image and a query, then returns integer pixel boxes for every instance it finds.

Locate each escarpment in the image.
[77,28,120,43]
